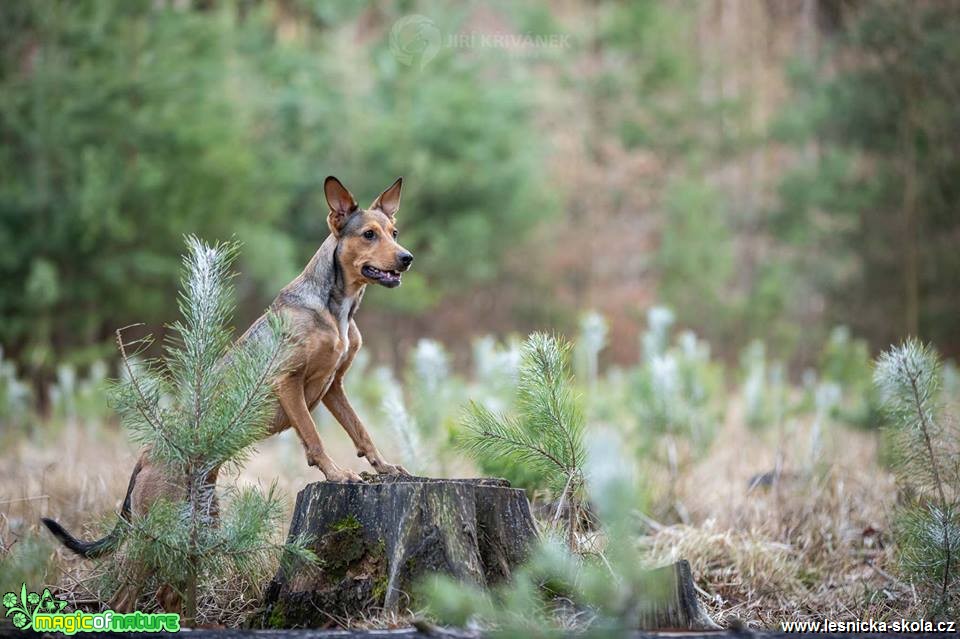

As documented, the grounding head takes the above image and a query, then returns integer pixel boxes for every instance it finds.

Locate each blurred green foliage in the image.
[630,306,724,452]
[0,1,277,375]
[771,1,960,355]
[818,326,884,429]
[740,339,786,432]
[2,0,958,401]
[0,0,552,384]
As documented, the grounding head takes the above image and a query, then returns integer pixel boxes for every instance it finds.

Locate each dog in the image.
[42,176,413,611]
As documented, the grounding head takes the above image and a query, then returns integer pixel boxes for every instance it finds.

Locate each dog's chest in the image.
[300,296,355,382]
[336,296,354,353]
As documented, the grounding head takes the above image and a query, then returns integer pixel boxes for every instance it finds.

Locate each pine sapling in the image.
[107,237,313,624]
[459,333,586,550]
[874,339,959,616]
[421,431,697,637]
[575,311,608,390]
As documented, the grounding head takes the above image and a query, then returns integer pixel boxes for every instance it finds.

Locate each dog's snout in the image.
[398,251,414,269]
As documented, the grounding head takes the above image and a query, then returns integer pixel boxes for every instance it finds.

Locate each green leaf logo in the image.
[38,589,67,614]
[3,584,69,630]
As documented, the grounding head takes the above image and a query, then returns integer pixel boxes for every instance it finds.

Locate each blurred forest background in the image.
[2,0,958,402]
[2,0,960,628]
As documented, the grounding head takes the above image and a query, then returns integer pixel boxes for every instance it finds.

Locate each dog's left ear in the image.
[370,177,403,218]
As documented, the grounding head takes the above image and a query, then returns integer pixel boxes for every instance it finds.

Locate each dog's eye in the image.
[392,229,399,239]
[363,229,376,240]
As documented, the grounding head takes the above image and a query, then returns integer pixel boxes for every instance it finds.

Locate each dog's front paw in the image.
[359,447,410,476]
[322,465,364,483]
[373,460,410,476]
[307,448,363,482]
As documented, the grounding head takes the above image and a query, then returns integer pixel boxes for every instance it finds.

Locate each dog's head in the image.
[324,176,413,289]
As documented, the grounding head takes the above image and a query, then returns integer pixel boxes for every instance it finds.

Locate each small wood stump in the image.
[638,559,720,631]
[256,476,538,628]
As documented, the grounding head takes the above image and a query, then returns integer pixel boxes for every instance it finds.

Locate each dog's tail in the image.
[40,517,125,559]
[41,459,140,559]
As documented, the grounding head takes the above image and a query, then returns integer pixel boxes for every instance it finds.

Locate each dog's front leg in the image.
[276,375,362,482]
[323,381,409,476]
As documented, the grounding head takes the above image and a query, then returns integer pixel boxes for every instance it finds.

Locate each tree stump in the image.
[254,476,717,631]
[256,476,538,628]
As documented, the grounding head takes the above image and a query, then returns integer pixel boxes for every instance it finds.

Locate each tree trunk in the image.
[902,108,920,338]
[255,477,538,628]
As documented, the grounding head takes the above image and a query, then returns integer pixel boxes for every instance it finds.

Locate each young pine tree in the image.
[874,339,959,616]
[459,333,586,550]
[107,237,311,625]
[421,431,696,637]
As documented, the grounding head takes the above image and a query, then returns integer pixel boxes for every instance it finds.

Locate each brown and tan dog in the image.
[42,176,413,610]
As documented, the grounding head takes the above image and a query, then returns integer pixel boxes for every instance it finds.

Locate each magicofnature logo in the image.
[3,584,180,634]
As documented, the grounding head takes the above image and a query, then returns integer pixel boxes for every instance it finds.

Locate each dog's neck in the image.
[298,234,365,322]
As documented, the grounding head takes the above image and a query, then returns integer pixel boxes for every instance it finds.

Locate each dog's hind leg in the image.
[109,561,147,613]
[156,584,182,615]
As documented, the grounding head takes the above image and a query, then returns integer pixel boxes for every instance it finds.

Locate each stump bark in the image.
[255,476,716,631]
[638,560,720,631]
[257,477,538,628]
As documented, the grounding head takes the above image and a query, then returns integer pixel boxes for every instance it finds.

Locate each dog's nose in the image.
[398,252,414,269]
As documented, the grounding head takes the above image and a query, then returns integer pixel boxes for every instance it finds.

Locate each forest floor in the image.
[0,397,914,629]
[0,622,955,639]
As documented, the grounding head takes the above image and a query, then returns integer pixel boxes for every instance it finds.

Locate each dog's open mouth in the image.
[362,265,402,288]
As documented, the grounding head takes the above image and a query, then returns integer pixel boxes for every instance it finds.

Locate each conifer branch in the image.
[115,326,185,459]
[458,333,586,549]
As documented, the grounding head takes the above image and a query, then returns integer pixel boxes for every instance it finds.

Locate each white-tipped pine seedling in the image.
[105,237,314,625]
[874,339,959,616]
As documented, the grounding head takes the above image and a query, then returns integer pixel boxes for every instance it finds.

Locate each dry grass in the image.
[0,415,371,625]
[639,402,912,627]
[0,397,917,629]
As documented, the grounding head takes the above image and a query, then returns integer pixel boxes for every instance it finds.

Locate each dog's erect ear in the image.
[370,177,403,218]
[325,176,359,234]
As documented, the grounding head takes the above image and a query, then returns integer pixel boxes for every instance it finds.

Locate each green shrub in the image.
[470,335,522,414]
[0,535,55,595]
[0,347,31,435]
[740,340,787,431]
[574,311,608,391]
